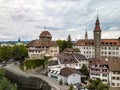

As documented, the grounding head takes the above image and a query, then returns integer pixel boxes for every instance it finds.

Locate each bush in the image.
[23,58,48,70]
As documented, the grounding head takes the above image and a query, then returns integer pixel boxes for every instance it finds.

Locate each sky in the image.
[0,0,120,41]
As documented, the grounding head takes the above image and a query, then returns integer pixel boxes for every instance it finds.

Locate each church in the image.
[73,16,120,58]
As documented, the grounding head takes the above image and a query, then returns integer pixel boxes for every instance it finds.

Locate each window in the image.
[117,77,120,80]
[112,83,115,86]
[112,76,115,80]
[95,65,97,67]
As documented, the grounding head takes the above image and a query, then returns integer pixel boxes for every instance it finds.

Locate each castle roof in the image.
[39,31,52,38]
[27,40,58,47]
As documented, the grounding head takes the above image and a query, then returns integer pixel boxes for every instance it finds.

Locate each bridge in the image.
[2,63,71,90]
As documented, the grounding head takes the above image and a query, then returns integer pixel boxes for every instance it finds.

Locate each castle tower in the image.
[85,30,88,40]
[94,15,101,59]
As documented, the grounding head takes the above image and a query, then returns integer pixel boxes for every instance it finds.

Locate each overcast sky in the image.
[0,0,120,41]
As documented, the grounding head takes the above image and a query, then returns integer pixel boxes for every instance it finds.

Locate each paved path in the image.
[3,63,77,90]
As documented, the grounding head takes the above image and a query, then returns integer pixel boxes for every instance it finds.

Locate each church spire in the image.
[85,30,88,40]
[18,37,21,42]
[94,14,101,32]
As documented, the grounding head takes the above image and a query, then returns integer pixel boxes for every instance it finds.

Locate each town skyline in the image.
[0,0,120,41]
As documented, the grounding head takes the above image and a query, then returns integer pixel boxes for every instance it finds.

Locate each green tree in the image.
[0,46,12,62]
[68,83,73,90]
[12,45,28,61]
[59,79,63,85]
[0,68,17,90]
[87,78,109,90]
[56,40,67,52]
[80,64,89,76]
[66,34,72,48]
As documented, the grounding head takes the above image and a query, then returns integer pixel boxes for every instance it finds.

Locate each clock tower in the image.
[94,15,101,59]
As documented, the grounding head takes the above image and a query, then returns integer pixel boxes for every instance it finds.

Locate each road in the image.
[3,63,78,90]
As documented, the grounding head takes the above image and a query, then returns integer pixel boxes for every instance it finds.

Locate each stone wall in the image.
[4,69,51,90]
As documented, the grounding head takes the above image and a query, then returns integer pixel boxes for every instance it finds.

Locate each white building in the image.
[48,67,81,85]
[27,30,59,59]
[89,57,120,87]
[73,16,120,58]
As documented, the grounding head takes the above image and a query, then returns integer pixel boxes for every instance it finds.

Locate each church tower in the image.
[94,15,101,59]
[85,30,88,40]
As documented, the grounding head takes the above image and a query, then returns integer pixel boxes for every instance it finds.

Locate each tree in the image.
[12,45,28,61]
[56,40,67,52]
[66,34,72,48]
[87,78,108,90]
[68,83,73,90]
[59,79,63,85]
[80,64,89,77]
[0,68,17,90]
[0,46,12,62]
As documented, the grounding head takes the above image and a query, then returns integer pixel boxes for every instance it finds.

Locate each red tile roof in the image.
[75,39,120,46]
[39,31,52,38]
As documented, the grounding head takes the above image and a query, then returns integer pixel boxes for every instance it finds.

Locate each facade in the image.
[27,30,59,59]
[58,48,88,69]
[89,57,120,87]
[48,67,81,85]
[73,16,120,58]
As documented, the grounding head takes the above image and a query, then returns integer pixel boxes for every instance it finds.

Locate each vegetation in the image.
[56,40,72,52]
[0,45,28,62]
[22,58,48,70]
[59,79,63,85]
[87,78,109,90]
[80,64,89,77]
[12,45,28,61]
[0,68,17,90]
[0,46,12,62]
[68,83,73,90]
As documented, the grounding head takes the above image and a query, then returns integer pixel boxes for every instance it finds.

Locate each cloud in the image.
[0,0,119,41]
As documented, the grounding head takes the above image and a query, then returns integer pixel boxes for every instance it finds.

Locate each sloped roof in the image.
[89,57,120,71]
[27,40,58,47]
[58,53,88,64]
[63,48,80,53]
[39,31,52,38]
[75,39,120,46]
[60,67,79,77]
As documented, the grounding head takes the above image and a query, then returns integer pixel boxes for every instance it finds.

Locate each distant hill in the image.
[0,41,30,45]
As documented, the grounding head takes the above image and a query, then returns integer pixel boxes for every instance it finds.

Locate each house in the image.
[27,30,59,59]
[48,67,81,85]
[89,57,120,87]
[58,48,88,69]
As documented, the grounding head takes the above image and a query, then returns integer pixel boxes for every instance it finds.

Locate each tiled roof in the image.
[27,39,58,47]
[60,67,79,77]
[58,53,78,64]
[58,53,88,64]
[89,57,120,71]
[75,39,120,46]
[63,48,80,53]
[39,31,52,38]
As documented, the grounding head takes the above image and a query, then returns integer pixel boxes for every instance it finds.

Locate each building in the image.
[48,67,81,85]
[89,57,120,87]
[27,30,59,59]
[73,16,120,58]
[58,48,88,69]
